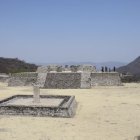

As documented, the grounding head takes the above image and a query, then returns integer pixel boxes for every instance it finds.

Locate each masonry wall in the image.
[0,74,9,82]
[80,72,91,89]
[44,72,81,89]
[91,72,122,86]
[8,72,37,86]
[8,71,122,88]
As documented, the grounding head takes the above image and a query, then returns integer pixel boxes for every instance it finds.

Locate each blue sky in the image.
[0,0,140,63]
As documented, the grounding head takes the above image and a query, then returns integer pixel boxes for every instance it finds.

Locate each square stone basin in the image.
[0,95,77,118]
[1,97,64,107]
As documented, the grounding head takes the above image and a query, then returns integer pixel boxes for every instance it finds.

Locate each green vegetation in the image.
[0,57,37,74]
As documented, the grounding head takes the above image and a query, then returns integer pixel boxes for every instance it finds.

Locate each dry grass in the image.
[0,82,140,140]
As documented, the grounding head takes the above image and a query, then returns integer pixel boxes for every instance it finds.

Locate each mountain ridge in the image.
[117,56,140,75]
[117,56,140,82]
[0,57,37,74]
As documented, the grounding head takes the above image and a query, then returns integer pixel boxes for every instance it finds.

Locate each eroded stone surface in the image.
[91,72,122,86]
[33,85,40,103]
[0,95,77,118]
[44,73,81,89]
[1,98,64,107]
[8,65,122,88]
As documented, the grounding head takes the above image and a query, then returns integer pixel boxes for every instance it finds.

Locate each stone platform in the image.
[0,95,77,118]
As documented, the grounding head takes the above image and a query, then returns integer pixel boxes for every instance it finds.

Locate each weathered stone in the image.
[0,73,9,82]
[37,66,48,73]
[0,95,77,118]
[44,72,81,89]
[36,73,47,88]
[91,72,122,86]
[56,66,63,72]
[78,65,96,72]
[81,72,91,89]
[70,65,79,72]
[33,85,40,103]
[8,65,122,88]
[37,65,63,73]
[8,72,37,86]
[47,65,62,72]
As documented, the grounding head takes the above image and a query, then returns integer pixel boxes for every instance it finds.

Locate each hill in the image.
[0,57,38,74]
[117,56,140,82]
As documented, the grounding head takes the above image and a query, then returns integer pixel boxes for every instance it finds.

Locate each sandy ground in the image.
[0,83,140,140]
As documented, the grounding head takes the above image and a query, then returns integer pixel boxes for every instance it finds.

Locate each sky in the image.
[0,0,140,63]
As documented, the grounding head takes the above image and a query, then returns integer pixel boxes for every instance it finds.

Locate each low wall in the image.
[0,95,77,118]
[44,72,82,89]
[8,72,38,86]
[8,72,122,88]
[80,72,91,89]
[0,74,9,82]
[91,72,122,86]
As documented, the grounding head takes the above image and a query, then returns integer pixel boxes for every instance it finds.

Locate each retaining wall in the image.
[91,72,122,86]
[8,72,38,86]
[80,72,91,88]
[8,72,122,88]
[0,74,9,82]
[44,72,81,89]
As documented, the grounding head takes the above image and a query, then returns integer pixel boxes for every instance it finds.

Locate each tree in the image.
[101,66,104,72]
[113,66,116,72]
[105,66,108,72]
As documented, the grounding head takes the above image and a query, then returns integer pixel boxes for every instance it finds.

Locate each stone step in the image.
[36,73,47,88]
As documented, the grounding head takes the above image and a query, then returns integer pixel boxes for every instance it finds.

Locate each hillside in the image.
[117,56,140,81]
[0,57,38,74]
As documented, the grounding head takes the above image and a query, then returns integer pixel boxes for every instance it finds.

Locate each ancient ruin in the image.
[8,64,122,88]
[0,85,77,117]
[0,73,9,82]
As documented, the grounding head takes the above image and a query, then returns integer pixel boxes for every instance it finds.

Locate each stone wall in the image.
[0,73,9,82]
[37,65,63,73]
[37,72,122,88]
[8,72,37,86]
[44,72,81,89]
[37,66,48,73]
[78,65,96,72]
[37,64,96,73]
[36,73,47,87]
[0,95,77,118]
[8,71,122,88]
[80,72,91,88]
[91,72,122,86]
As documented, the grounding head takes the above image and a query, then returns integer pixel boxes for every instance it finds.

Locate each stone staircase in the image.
[36,73,47,88]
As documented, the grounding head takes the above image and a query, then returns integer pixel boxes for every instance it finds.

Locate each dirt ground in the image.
[0,82,140,140]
